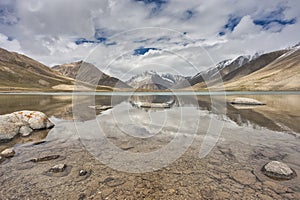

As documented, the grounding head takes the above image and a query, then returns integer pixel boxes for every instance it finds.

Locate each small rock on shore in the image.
[49,164,67,173]
[0,148,15,158]
[262,161,296,180]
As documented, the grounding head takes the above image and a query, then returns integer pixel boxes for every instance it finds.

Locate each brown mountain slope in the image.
[179,56,251,88]
[185,50,287,90]
[0,48,62,77]
[0,48,112,92]
[222,50,287,82]
[52,61,131,88]
[0,48,74,91]
[223,48,300,91]
[191,49,297,91]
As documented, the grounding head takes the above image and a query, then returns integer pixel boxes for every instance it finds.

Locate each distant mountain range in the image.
[126,71,188,90]
[177,55,254,88]
[0,45,299,92]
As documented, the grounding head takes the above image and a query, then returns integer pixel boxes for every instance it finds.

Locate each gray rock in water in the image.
[19,125,33,137]
[0,111,54,142]
[262,161,297,180]
[230,97,265,105]
[0,148,15,158]
[49,164,67,173]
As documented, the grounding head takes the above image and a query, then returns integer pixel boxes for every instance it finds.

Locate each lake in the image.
[0,92,300,199]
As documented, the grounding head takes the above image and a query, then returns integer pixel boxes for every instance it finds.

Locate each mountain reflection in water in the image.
[0,94,299,137]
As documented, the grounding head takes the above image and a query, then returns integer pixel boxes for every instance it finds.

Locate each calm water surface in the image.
[0,93,300,199]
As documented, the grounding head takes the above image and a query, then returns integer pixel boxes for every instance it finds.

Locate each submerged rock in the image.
[0,111,54,142]
[49,164,67,173]
[262,161,296,180]
[88,105,112,111]
[230,97,265,105]
[30,155,60,162]
[0,148,15,158]
[32,140,46,146]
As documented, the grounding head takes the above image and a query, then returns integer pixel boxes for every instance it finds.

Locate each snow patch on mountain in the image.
[193,54,253,80]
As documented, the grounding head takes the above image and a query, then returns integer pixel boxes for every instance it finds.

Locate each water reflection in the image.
[0,94,299,148]
[227,95,300,133]
[0,95,74,120]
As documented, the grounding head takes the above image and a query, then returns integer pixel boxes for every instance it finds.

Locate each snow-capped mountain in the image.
[187,55,253,86]
[220,48,300,91]
[161,73,189,84]
[126,71,187,90]
[205,55,252,78]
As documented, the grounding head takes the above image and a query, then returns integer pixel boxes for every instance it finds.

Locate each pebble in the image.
[49,164,66,173]
[0,148,15,158]
[79,169,88,176]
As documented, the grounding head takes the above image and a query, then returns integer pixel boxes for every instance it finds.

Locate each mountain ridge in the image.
[0,47,75,91]
[191,47,299,91]
[0,48,114,92]
[52,61,131,88]
[126,70,188,90]
[220,48,300,91]
[0,45,299,92]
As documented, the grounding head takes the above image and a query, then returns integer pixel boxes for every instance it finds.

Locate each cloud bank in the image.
[0,0,299,80]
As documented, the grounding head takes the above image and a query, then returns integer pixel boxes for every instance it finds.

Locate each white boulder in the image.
[0,111,54,142]
[14,111,54,130]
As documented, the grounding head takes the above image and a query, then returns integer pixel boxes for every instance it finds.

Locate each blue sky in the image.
[0,0,299,80]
